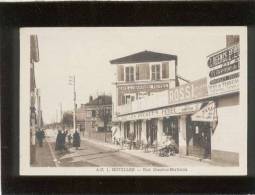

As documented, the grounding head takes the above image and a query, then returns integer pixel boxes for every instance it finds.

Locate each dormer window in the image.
[151,64,161,81]
[125,66,134,82]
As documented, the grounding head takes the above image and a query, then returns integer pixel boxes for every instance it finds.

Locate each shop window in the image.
[117,65,124,81]
[151,64,161,81]
[125,66,134,82]
[136,64,150,80]
[162,62,169,79]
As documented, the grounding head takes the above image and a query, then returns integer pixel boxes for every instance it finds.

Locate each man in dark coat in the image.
[36,129,45,147]
[73,130,80,150]
[60,130,67,152]
[55,130,62,151]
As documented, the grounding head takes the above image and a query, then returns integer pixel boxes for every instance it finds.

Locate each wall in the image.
[211,94,240,165]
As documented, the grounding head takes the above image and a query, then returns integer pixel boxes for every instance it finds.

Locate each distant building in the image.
[76,106,86,136]
[84,95,112,142]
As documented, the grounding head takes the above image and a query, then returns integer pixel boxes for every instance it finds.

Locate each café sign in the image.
[118,83,169,92]
[116,102,202,121]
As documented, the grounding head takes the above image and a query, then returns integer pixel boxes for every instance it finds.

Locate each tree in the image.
[97,105,112,132]
[62,112,73,128]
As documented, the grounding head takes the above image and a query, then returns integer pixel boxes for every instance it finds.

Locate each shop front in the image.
[186,116,212,159]
[146,119,158,146]
[163,116,179,146]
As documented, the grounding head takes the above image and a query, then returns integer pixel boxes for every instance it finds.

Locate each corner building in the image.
[111,44,241,166]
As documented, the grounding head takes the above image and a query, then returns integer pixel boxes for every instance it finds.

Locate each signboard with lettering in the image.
[116,102,202,121]
[118,83,169,93]
[191,101,217,122]
[207,44,240,96]
[168,78,208,105]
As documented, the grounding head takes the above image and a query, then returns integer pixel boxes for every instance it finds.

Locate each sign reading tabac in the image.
[207,43,240,96]
[191,101,217,122]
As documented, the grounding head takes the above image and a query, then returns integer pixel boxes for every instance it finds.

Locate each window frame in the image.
[151,64,161,81]
[125,66,135,82]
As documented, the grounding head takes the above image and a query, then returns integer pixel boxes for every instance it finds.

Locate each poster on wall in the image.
[207,38,240,96]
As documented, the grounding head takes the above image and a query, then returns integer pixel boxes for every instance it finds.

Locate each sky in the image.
[21,27,243,123]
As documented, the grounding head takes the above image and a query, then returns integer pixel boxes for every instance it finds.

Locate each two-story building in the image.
[110,50,188,148]
[110,38,242,166]
[84,95,113,142]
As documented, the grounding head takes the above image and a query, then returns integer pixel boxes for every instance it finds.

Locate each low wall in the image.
[89,131,112,143]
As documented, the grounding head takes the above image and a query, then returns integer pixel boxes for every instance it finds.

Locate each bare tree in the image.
[97,105,112,131]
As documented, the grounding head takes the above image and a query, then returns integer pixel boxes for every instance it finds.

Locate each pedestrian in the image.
[68,133,72,146]
[60,130,67,152]
[55,130,61,151]
[73,130,80,150]
[36,129,45,147]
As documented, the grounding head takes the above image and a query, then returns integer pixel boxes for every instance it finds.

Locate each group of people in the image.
[36,129,45,147]
[55,129,81,153]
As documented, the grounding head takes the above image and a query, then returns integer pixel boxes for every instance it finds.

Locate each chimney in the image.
[226,35,239,47]
[89,96,93,102]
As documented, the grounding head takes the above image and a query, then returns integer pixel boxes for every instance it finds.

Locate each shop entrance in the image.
[186,117,211,159]
[146,119,157,145]
[163,116,179,146]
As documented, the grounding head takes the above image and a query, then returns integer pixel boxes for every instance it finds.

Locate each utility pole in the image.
[69,75,76,132]
[36,89,41,129]
[60,102,63,128]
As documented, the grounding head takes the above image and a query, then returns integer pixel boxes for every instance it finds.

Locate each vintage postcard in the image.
[20,27,247,176]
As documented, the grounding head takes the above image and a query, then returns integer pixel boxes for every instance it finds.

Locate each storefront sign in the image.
[191,101,217,122]
[116,102,202,121]
[168,78,208,105]
[207,44,240,96]
[118,83,169,93]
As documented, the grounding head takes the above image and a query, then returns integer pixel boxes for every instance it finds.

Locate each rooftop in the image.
[85,95,112,106]
[110,50,177,64]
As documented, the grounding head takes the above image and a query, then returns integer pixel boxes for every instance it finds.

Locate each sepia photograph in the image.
[20,27,247,176]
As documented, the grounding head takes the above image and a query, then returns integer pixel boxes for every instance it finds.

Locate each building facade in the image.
[111,40,241,166]
[76,106,86,136]
[84,95,112,142]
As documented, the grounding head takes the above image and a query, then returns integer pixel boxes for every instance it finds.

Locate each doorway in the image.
[146,119,157,145]
[186,116,211,159]
[163,116,179,146]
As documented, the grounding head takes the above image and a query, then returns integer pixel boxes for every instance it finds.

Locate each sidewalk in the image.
[81,137,214,167]
[31,138,56,167]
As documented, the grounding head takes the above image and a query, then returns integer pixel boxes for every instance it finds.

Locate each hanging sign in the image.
[191,101,217,122]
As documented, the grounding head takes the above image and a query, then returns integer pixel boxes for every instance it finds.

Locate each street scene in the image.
[20,27,247,175]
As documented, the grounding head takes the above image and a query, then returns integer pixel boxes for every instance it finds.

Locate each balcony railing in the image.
[117,90,169,115]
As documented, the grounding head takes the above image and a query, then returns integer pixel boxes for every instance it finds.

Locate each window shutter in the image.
[136,65,139,80]
[162,62,169,79]
[117,65,124,81]
[139,64,150,80]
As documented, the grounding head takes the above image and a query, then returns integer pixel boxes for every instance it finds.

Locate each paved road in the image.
[48,139,164,167]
